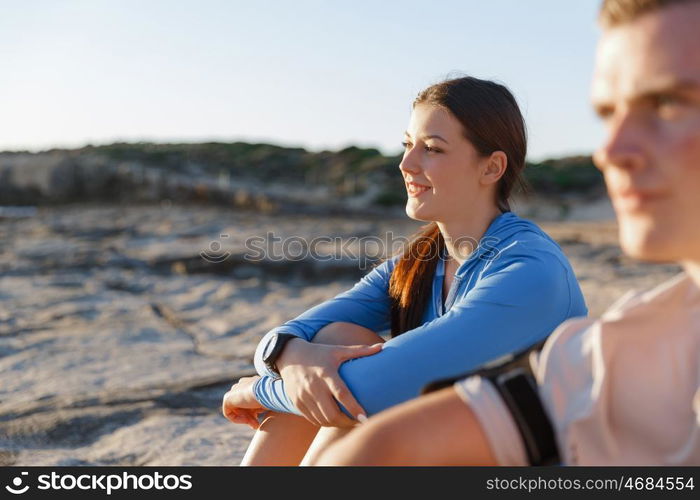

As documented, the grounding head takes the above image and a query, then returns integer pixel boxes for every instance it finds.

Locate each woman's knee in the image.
[240,412,320,466]
[312,420,402,465]
[300,426,355,466]
[312,321,384,346]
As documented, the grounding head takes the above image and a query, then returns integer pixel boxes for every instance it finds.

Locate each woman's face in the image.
[400,103,489,223]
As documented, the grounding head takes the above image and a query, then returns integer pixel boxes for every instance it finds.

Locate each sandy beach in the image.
[0,203,681,465]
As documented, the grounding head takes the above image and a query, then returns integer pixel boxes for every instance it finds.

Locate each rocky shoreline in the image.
[0,203,681,465]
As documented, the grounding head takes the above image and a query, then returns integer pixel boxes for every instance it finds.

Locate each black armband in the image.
[421,339,560,466]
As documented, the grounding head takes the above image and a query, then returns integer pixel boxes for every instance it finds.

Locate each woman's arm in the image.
[253,256,397,379]
[254,248,586,416]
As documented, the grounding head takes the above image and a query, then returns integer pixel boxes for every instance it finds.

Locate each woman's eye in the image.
[401,141,440,153]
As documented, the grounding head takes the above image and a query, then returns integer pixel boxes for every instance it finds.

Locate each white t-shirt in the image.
[455,272,700,465]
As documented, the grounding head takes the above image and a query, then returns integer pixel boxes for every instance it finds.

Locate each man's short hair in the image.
[599,0,700,27]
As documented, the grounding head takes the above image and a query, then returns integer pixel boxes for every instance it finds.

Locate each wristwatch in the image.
[262,332,298,377]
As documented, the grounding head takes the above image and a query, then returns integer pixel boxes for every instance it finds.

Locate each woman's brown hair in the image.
[388,76,528,337]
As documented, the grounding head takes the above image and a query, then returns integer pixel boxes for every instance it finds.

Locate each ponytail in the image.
[388,222,444,337]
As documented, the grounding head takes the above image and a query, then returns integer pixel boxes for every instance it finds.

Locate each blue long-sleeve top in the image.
[252,212,587,417]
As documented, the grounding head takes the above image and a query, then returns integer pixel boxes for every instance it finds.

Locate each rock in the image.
[0,204,681,465]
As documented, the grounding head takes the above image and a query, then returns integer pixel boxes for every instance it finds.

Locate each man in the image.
[313,0,700,465]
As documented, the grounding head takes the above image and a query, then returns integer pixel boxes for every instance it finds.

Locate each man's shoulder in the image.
[536,272,696,378]
[599,272,696,320]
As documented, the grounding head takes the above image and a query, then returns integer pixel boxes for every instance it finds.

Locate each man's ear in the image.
[481,151,508,185]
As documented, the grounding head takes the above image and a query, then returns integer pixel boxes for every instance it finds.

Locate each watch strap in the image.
[265,332,298,377]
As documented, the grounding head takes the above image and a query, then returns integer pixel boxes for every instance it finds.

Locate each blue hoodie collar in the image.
[436,211,551,279]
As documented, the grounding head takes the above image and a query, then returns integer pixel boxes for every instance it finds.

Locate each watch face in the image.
[263,333,278,362]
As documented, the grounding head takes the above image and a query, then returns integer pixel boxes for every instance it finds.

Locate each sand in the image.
[0,203,681,465]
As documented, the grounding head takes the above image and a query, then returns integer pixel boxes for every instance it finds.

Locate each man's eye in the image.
[652,94,686,116]
[595,106,614,122]
[655,94,678,106]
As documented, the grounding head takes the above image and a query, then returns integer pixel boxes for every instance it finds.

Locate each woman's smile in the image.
[406,180,432,197]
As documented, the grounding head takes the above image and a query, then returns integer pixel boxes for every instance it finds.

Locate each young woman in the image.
[222,76,588,465]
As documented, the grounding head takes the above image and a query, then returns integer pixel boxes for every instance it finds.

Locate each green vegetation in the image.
[65,142,603,205]
[524,156,604,196]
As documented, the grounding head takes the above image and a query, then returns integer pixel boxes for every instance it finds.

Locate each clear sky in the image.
[1,0,604,160]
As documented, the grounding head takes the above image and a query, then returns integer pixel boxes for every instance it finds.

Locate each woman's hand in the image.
[276,338,382,428]
[222,376,267,430]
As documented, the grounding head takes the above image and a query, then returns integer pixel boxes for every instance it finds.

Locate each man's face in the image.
[591,3,700,264]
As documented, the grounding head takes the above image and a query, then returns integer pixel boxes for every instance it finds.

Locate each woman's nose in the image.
[399,148,421,175]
